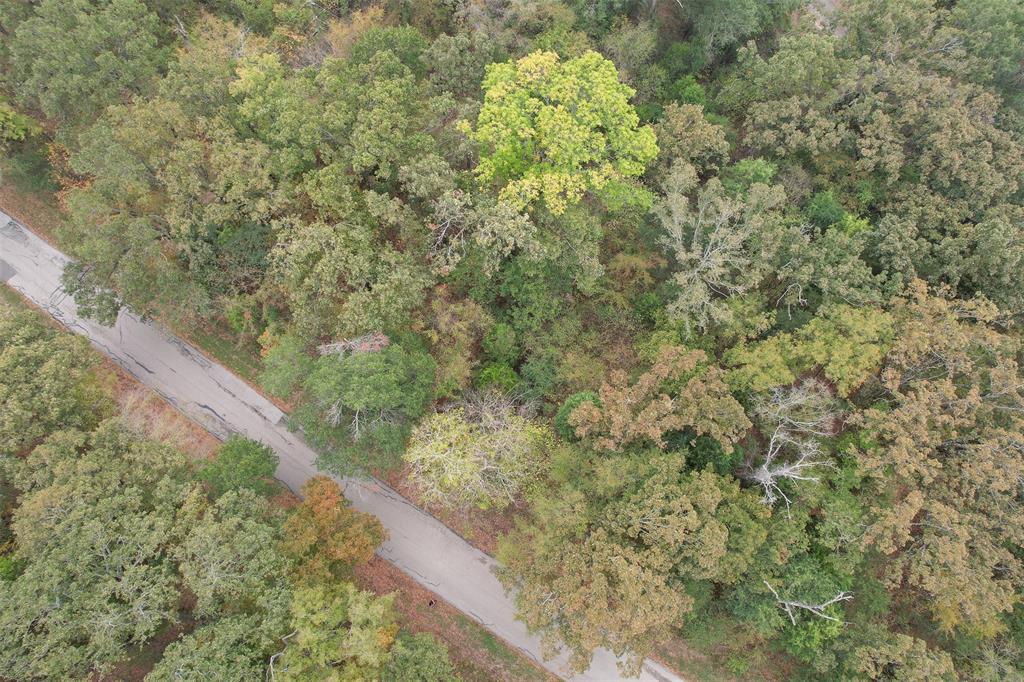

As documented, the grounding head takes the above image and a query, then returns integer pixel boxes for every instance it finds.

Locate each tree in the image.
[569,345,750,452]
[65,95,280,322]
[176,489,292,619]
[498,452,768,674]
[146,615,276,682]
[651,103,729,179]
[404,392,554,509]
[951,0,1024,112]
[382,632,459,682]
[310,48,440,182]
[843,631,957,681]
[199,435,279,496]
[8,0,167,126]
[423,291,493,398]
[281,476,384,586]
[296,340,436,471]
[270,216,432,341]
[721,23,1024,310]
[0,420,192,679]
[467,50,658,215]
[273,583,398,680]
[746,380,841,509]
[0,308,110,454]
[503,522,689,675]
[657,167,792,333]
[854,283,1024,639]
[726,305,894,396]
[671,0,801,62]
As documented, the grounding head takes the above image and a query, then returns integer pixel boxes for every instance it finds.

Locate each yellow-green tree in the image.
[404,392,554,509]
[467,50,658,215]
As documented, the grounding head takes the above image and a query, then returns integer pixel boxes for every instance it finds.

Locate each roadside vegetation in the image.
[3,0,1024,679]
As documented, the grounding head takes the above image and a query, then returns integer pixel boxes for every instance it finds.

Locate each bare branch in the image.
[747,426,834,510]
[764,581,853,626]
[318,331,390,358]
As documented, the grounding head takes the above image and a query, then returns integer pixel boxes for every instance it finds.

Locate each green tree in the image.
[0,421,192,679]
[176,489,292,619]
[199,435,279,496]
[951,0,1024,112]
[9,0,167,127]
[271,216,432,341]
[383,632,459,682]
[0,99,39,162]
[721,21,1024,311]
[0,308,111,454]
[146,615,276,682]
[297,340,435,472]
[467,50,658,215]
[275,583,398,680]
[673,0,800,62]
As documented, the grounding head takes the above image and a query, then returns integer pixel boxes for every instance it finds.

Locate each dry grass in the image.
[0,184,63,247]
[111,375,220,461]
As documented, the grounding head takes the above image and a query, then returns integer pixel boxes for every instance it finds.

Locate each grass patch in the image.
[453,613,549,681]
[0,285,26,308]
[181,317,264,385]
[656,610,799,682]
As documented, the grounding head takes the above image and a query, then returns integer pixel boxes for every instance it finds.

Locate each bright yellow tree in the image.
[467,50,658,215]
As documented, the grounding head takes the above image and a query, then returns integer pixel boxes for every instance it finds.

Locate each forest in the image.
[1,0,1023,680]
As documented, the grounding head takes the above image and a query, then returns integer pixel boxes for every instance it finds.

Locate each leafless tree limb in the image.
[764,581,853,626]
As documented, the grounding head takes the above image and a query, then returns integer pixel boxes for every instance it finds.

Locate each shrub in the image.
[661,41,705,79]
[720,158,777,195]
[476,362,519,392]
[482,322,519,366]
[806,190,846,228]
[199,436,280,496]
[554,391,600,441]
[668,75,707,106]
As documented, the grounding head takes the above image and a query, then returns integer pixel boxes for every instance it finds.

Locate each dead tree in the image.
[764,581,853,626]
[754,379,838,439]
[748,427,833,509]
[318,331,389,358]
[747,380,838,509]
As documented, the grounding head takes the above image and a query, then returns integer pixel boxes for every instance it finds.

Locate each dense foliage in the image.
[3,0,1024,678]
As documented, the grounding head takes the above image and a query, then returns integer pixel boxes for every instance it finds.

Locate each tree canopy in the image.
[3,0,1024,677]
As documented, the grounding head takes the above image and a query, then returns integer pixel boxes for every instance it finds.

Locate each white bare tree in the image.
[748,428,833,509]
[747,380,840,509]
[754,379,839,439]
[763,580,853,626]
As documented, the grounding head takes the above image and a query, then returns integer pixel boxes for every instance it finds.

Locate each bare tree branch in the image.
[764,581,853,626]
